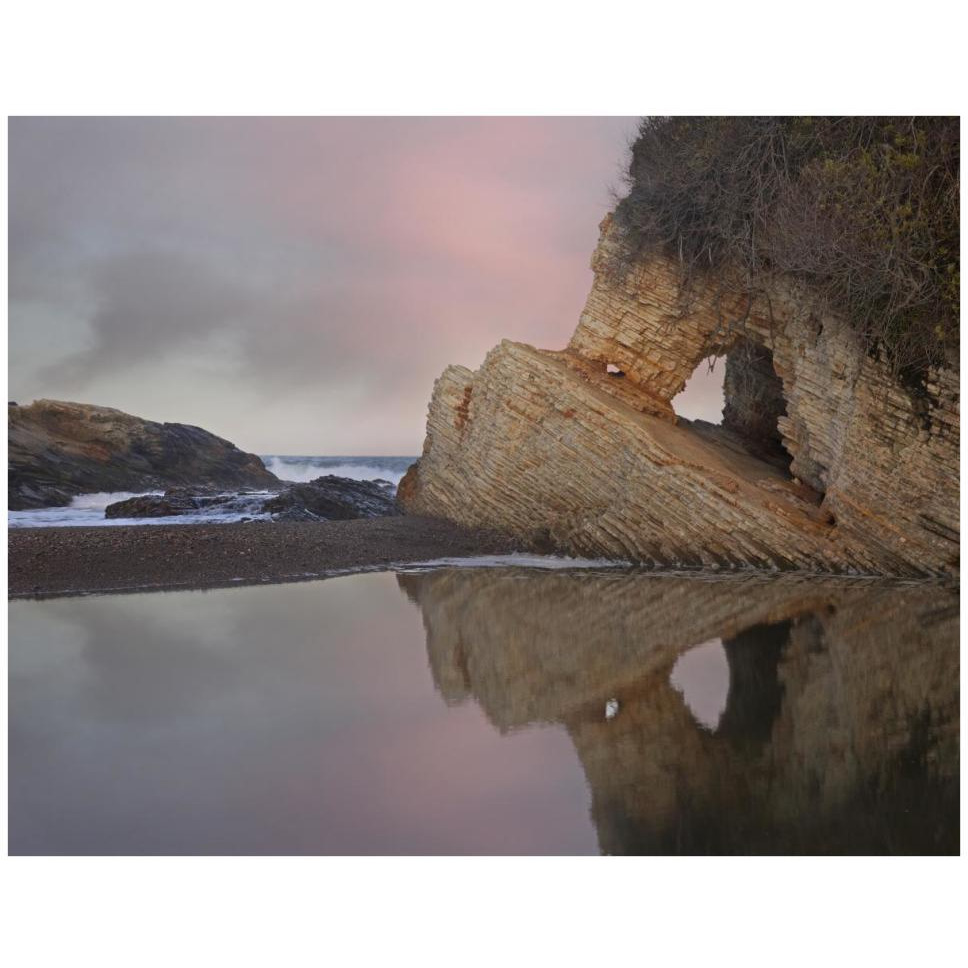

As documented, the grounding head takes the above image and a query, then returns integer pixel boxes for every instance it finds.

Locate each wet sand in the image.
[8,516,519,598]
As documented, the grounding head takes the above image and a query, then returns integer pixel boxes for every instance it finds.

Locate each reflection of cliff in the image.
[398,569,959,854]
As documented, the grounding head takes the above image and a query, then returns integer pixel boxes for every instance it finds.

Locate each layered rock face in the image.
[9,399,278,509]
[400,217,959,576]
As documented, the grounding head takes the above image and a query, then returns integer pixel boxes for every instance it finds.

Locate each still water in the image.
[8,568,959,854]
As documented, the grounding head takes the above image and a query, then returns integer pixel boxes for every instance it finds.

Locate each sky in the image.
[8,117,723,455]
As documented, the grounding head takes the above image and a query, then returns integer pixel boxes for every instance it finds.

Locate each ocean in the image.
[260,455,413,486]
[8,456,416,528]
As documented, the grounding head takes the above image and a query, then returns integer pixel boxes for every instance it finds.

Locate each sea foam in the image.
[9,455,416,528]
[262,455,414,486]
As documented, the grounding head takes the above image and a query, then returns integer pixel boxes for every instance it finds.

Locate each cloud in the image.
[40,249,254,385]
[9,117,641,452]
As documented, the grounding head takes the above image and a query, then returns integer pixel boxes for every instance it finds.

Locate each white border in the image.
[3,2,965,967]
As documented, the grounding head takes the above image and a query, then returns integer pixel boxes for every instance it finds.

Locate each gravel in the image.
[8,515,519,598]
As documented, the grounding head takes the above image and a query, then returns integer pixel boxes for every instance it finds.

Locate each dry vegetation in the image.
[609,117,960,381]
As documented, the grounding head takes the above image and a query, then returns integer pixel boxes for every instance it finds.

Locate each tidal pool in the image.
[8,568,959,855]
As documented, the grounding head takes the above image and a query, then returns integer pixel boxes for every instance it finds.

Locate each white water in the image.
[8,490,276,529]
[9,454,414,529]
[9,492,159,528]
[262,456,413,485]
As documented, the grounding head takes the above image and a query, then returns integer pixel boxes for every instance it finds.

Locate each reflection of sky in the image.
[9,574,598,855]
[9,117,659,454]
[669,639,730,731]
[11,569,959,855]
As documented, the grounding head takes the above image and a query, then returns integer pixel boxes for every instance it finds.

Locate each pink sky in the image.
[9,118,723,453]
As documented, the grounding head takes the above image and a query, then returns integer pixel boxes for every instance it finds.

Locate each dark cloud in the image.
[9,117,652,452]
[41,249,255,384]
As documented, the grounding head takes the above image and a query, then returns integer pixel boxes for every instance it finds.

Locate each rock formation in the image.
[103,486,267,520]
[399,217,959,577]
[261,475,401,521]
[398,567,958,854]
[8,399,278,509]
[102,476,401,522]
[104,474,400,524]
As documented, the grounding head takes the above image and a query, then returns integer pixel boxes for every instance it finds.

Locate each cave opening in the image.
[721,339,795,476]
[673,341,798,480]
[672,356,725,424]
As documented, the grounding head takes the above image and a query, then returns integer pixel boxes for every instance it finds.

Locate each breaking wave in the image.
[262,455,415,486]
[9,455,417,528]
[8,490,275,529]
[10,491,163,529]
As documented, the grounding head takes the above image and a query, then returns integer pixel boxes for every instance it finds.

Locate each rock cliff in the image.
[399,216,959,576]
[8,399,278,509]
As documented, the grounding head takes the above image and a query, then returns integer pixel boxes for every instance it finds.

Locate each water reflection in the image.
[9,575,596,855]
[397,569,959,854]
[669,639,729,731]
[9,568,959,854]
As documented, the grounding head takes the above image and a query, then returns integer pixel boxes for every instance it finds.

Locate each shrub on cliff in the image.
[610,117,959,377]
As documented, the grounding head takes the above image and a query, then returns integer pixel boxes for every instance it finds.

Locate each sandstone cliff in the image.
[8,399,279,509]
[399,217,959,577]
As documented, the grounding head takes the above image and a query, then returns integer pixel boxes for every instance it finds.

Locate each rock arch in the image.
[400,215,959,576]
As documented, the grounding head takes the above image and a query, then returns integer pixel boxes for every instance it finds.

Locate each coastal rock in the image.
[9,399,279,510]
[262,475,401,522]
[399,216,959,577]
[101,477,399,523]
[104,486,238,519]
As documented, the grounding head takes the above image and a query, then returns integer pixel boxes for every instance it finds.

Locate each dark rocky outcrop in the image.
[103,486,269,519]
[9,399,279,510]
[100,476,400,523]
[106,488,222,518]
[262,475,400,522]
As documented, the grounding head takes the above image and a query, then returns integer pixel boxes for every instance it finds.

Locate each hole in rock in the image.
[672,356,725,424]
[721,339,795,476]
[675,342,800,480]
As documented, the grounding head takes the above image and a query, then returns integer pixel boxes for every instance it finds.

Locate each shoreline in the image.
[7,516,519,599]
[8,515,958,600]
